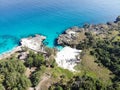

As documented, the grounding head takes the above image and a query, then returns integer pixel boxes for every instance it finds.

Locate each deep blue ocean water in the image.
[0,0,120,54]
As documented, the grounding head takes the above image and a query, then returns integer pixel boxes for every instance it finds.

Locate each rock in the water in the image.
[21,34,46,52]
[115,16,120,22]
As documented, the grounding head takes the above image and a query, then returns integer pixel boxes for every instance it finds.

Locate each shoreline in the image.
[0,34,46,60]
[0,46,22,60]
[0,16,120,60]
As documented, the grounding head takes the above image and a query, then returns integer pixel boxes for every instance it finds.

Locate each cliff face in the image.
[57,16,120,47]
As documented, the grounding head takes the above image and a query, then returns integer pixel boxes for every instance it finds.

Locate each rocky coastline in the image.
[21,34,46,52]
[0,16,120,60]
[0,34,46,60]
[57,16,120,47]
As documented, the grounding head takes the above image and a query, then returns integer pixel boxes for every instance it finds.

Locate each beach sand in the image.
[55,46,82,72]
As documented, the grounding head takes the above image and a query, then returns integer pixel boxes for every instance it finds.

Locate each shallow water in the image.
[0,0,120,53]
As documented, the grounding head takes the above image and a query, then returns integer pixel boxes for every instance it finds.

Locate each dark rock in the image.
[107,22,114,25]
[115,16,120,23]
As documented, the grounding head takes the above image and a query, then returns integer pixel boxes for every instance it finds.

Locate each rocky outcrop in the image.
[18,52,28,60]
[57,16,120,46]
[0,34,46,60]
[115,16,120,22]
[21,34,46,52]
[57,27,84,46]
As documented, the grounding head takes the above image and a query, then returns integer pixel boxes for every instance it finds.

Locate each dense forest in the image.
[0,60,31,90]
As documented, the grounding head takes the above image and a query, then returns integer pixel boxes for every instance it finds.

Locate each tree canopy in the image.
[0,60,31,90]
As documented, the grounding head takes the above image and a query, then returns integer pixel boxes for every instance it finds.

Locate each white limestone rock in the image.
[21,34,46,52]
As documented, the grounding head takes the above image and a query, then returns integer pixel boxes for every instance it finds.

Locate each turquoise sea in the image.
[0,0,120,54]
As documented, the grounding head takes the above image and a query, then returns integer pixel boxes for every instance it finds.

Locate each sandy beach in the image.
[55,46,82,72]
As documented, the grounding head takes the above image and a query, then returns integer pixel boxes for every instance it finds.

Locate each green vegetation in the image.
[1,20,120,90]
[25,51,45,68]
[75,26,120,89]
[30,66,46,86]
[90,38,120,81]
[51,67,74,79]
[0,60,31,90]
[49,74,106,90]
[24,50,58,88]
[75,50,113,84]
[50,20,120,89]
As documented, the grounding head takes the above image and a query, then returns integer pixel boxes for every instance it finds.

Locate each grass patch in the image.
[51,67,74,80]
[75,50,114,85]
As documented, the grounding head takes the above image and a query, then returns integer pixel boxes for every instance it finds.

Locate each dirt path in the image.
[35,74,51,90]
